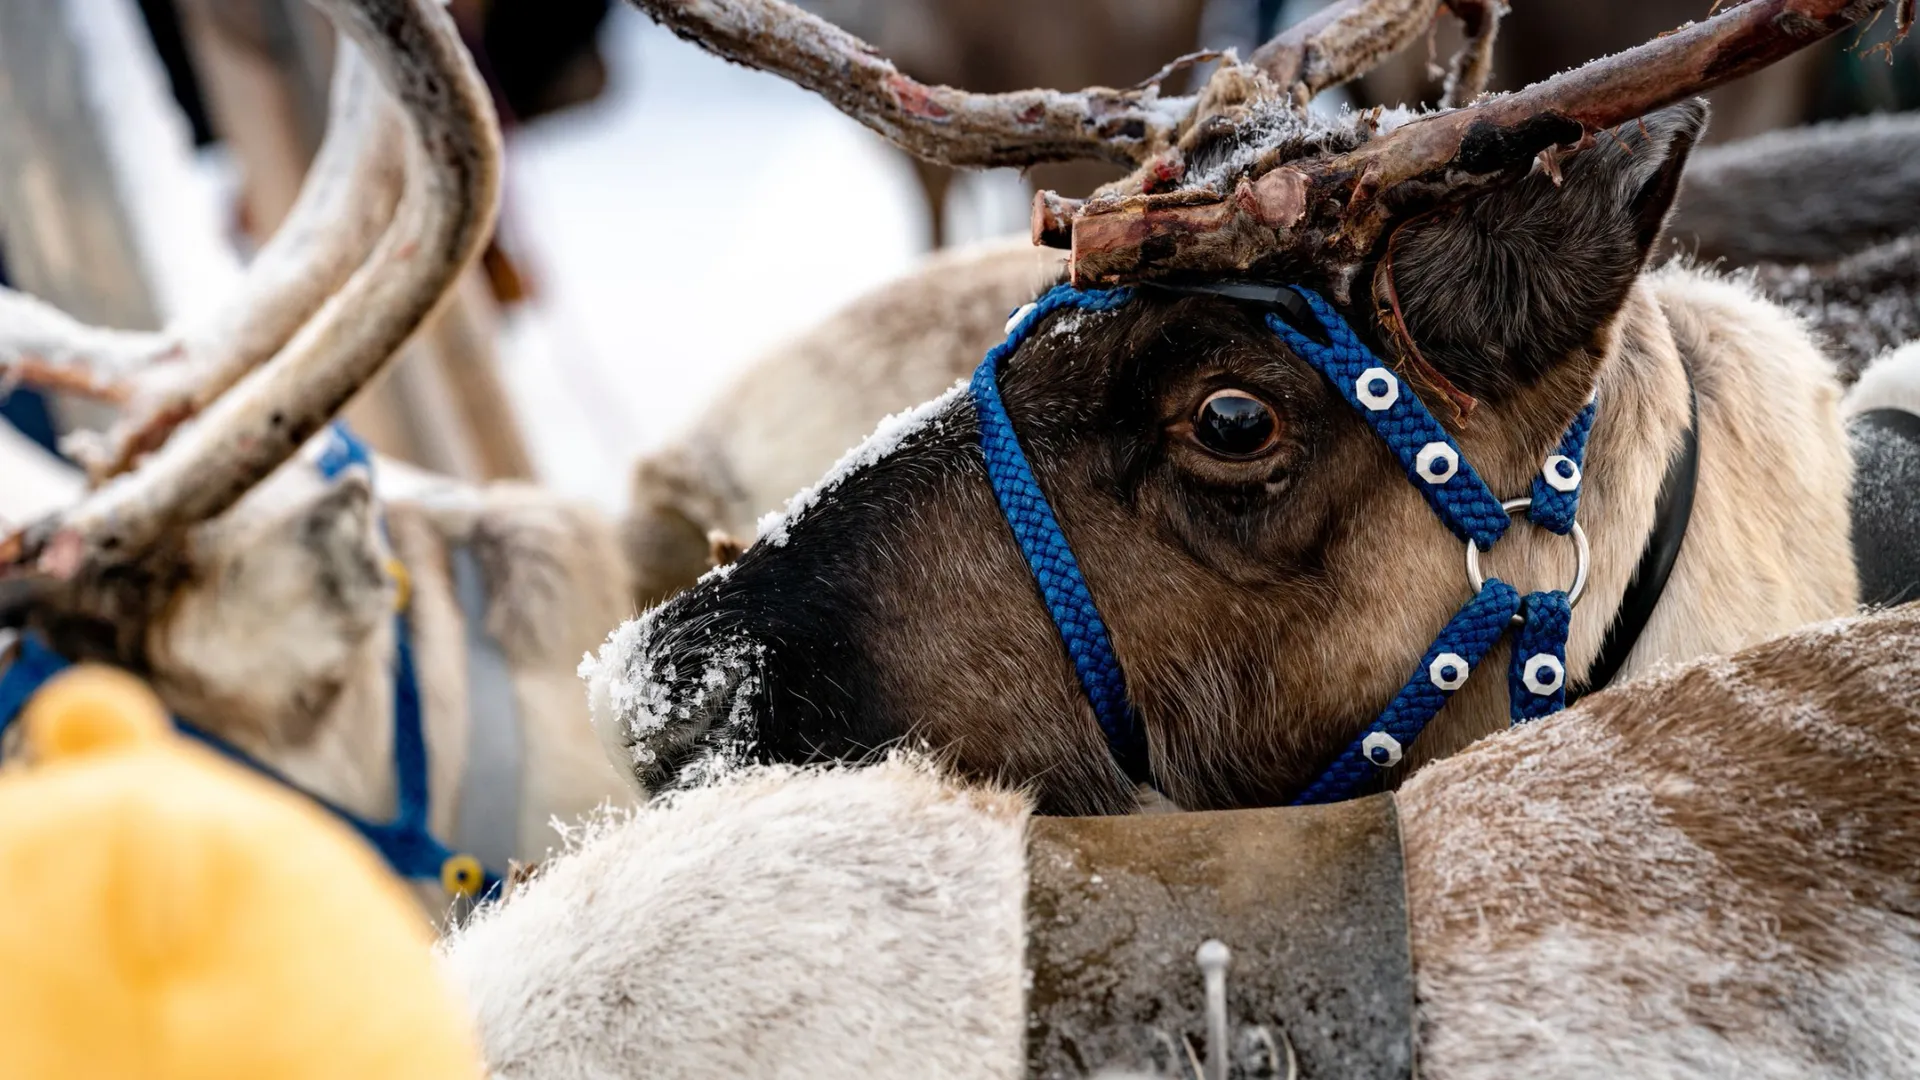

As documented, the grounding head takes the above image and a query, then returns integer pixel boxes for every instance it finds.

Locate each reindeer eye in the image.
[1192,390,1278,458]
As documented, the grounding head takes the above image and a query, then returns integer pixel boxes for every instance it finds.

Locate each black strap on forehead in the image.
[1143,280,1333,346]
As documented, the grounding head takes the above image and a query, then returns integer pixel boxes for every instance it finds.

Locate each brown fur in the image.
[1403,601,1920,1078]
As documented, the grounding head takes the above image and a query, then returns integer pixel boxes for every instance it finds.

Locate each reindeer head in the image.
[592,0,1902,812]
[144,465,396,745]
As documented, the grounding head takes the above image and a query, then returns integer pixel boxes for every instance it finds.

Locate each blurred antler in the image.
[0,291,160,403]
[622,0,1495,171]
[0,45,405,483]
[1067,0,1912,289]
[1253,0,1506,105]
[626,0,1192,168]
[0,0,499,583]
[1439,0,1507,108]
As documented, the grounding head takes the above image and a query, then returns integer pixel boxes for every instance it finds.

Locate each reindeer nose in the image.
[599,608,767,792]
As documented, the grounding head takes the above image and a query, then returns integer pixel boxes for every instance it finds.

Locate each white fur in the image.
[1623,267,1858,675]
[1843,340,1920,417]
[143,451,638,918]
[440,758,1030,1080]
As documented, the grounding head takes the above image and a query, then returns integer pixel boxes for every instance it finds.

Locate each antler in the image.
[1253,0,1505,105]
[0,44,405,483]
[0,0,499,583]
[1438,0,1506,108]
[622,0,1491,170]
[1066,0,1913,289]
[626,0,1189,168]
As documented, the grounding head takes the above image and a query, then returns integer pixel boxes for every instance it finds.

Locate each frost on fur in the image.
[755,380,965,547]
[582,607,763,780]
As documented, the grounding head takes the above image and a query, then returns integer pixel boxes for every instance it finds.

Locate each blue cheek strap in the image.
[972,285,1151,787]
[1269,288,1591,804]
[0,424,501,904]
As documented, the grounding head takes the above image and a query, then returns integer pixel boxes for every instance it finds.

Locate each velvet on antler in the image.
[1066,0,1911,290]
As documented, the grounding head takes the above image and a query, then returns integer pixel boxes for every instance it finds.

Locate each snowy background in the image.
[495,7,1036,509]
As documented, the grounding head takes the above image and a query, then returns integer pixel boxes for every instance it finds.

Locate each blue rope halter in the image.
[0,424,500,900]
[971,283,1593,804]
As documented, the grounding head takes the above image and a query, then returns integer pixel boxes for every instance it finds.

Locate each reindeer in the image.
[584,0,1911,816]
[0,0,634,915]
[445,600,1920,1079]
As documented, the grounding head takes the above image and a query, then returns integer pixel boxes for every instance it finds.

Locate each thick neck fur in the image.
[1404,267,1856,770]
[1401,602,1920,1080]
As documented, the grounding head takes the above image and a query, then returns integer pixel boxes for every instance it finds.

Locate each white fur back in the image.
[1844,340,1920,417]
[439,759,1031,1080]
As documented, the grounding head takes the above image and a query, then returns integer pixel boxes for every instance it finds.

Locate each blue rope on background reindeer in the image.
[0,424,500,901]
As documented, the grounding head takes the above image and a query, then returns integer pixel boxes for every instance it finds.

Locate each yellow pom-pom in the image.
[20,665,168,764]
[441,853,484,898]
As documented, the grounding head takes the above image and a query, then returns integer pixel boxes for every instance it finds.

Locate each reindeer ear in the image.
[1385,101,1709,402]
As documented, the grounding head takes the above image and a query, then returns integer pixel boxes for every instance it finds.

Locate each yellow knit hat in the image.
[0,665,483,1079]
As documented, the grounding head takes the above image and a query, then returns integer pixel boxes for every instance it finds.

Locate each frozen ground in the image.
[498,7,1032,510]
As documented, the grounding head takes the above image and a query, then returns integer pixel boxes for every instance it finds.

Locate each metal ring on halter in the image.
[1464,498,1590,621]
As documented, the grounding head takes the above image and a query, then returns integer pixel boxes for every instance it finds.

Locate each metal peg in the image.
[1196,940,1231,1080]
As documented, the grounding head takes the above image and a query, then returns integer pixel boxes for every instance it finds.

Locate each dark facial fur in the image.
[618,103,1709,814]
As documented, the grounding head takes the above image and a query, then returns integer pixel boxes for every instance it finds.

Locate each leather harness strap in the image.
[1025,795,1415,1079]
[1571,357,1699,701]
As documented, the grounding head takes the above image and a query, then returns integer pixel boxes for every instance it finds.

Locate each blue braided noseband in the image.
[971,285,1151,785]
[971,283,1593,803]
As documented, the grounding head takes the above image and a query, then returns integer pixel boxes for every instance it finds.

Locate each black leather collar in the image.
[1025,794,1414,1079]
[1570,358,1699,701]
